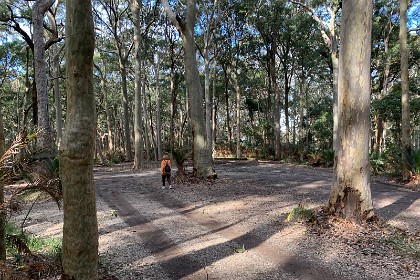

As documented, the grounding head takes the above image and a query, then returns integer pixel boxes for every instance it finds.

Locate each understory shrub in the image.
[411,150,420,175]
[285,207,315,223]
[5,222,62,260]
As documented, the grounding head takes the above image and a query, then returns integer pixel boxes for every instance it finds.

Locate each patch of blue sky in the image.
[408,0,420,31]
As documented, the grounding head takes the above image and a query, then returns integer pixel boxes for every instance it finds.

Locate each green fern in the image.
[411,150,420,174]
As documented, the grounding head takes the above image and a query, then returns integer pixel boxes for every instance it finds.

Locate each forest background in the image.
[0,0,420,278]
[0,0,419,175]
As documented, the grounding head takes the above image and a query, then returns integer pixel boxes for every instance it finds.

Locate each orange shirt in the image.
[160,159,172,174]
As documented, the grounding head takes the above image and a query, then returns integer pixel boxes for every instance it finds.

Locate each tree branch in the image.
[289,0,328,30]
[160,0,181,31]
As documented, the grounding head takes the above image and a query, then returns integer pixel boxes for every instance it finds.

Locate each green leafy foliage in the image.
[368,143,403,176]
[171,148,190,166]
[5,221,62,271]
[285,207,315,223]
[370,152,386,174]
[411,150,420,175]
[372,86,420,127]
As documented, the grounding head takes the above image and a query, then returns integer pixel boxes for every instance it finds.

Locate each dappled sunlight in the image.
[298,180,330,189]
[159,234,229,263]
[9,200,63,238]
[95,170,159,180]
[374,195,405,209]
[26,221,63,239]
[255,223,308,259]
[203,199,252,215]
[203,250,279,279]
[202,195,284,215]
[99,227,135,253]
[387,199,420,230]
[97,211,125,229]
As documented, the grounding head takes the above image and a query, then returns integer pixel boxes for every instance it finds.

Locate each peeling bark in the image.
[329,0,374,222]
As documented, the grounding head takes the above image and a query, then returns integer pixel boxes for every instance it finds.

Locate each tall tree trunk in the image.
[212,58,217,157]
[61,0,98,277]
[22,47,32,131]
[169,45,178,154]
[120,65,132,161]
[400,0,411,181]
[162,0,214,177]
[0,104,5,261]
[100,65,114,152]
[270,34,282,160]
[33,0,55,151]
[230,68,241,159]
[47,10,62,148]
[131,0,144,169]
[143,76,151,161]
[204,47,213,155]
[223,64,233,152]
[284,70,290,152]
[328,0,374,221]
[148,89,158,161]
[156,54,163,160]
[114,105,120,151]
[298,78,304,155]
[96,134,105,164]
[374,23,393,154]
[52,45,63,148]
[292,89,297,145]
[332,51,339,154]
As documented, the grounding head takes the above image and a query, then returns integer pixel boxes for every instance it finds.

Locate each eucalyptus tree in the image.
[371,0,400,155]
[130,0,158,168]
[162,17,184,154]
[161,0,215,177]
[1,1,64,150]
[131,0,144,169]
[289,7,328,154]
[220,63,233,152]
[328,0,374,221]
[94,0,134,161]
[60,0,98,277]
[197,0,221,155]
[46,1,65,148]
[152,53,163,159]
[33,0,55,152]
[0,105,5,260]
[254,0,283,159]
[290,0,341,155]
[399,0,411,180]
[218,0,250,159]
[94,58,114,152]
[277,3,303,153]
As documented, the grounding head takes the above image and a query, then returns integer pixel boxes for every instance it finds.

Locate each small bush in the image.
[411,150,420,175]
[5,222,62,260]
[321,149,334,167]
[308,151,322,166]
[370,152,385,174]
[285,207,315,223]
[171,148,189,166]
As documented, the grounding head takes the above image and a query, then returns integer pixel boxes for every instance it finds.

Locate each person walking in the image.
[160,154,172,189]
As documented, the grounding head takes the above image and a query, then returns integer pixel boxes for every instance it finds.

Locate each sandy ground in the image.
[10,160,420,279]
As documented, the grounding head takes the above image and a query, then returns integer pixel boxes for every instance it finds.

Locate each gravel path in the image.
[14,160,420,279]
